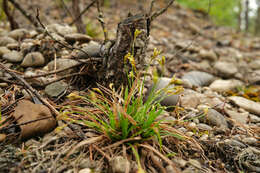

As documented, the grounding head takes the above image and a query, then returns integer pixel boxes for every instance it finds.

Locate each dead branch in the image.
[150,0,175,21]
[7,0,38,27]
[70,0,96,26]
[96,0,108,41]
[3,0,19,30]
[72,0,85,33]
[0,62,59,117]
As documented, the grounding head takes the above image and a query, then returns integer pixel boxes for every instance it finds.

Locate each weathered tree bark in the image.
[237,0,242,32]
[245,0,249,32]
[72,0,86,34]
[255,0,260,35]
[2,0,19,30]
[99,14,150,89]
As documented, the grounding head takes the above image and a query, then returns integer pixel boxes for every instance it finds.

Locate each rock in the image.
[13,100,56,140]
[6,43,19,50]
[229,96,260,116]
[248,70,260,84]
[76,41,102,58]
[8,28,29,40]
[224,109,249,124]
[242,137,258,145]
[46,23,76,36]
[249,59,260,70]
[0,36,17,46]
[199,134,209,141]
[209,79,243,92]
[198,49,217,61]
[146,77,179,107]
[45,58,80,75]
[0,46,11,57]
[249,114,260,123]
[21,52,45,67]
[78,168,91,173]
[179,89,203,108]
[45,81,68,97]
[197,123,213,131]
[109,156,130,173]
[199,108,228,129]
[214,61,238,77]
[65,33,92,44]
[182,71,215,87]
[2,51,23,63]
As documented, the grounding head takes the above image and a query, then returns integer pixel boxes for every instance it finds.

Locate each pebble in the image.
[2,51,23,63]
[242,137,258,145]
[109,156,130,173]
[229,96,260,116]
[199,108,228,129]
[21,52,45,67]
[197,123,213,131]
[0,46,11,56]
[0,36,17,46]
[209,79,243,92]
[8,28,29,40]
[46,58,80,75]
[65,33,92,44]
[249,59,260,70]
[198,49,217,61]
[145,77,179,107]
[182,71,215,87]
[214,61,238,77]
[45,81,68,97]
[76,41,102,58]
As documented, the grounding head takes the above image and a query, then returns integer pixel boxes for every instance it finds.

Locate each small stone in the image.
[3,51,23,63]
[187,122,196,129]
[200,108,228,129]
[199,134,209,141]
[65,33,92,44]
[249,59,260,70]
[188,159,202,169]
[21,52,45,67]
[46,23,76,36]
[198,49,217,61]
[45,81,68,97]
[182,71,215,87]
[0,83,8,87]
[78,168,91,173]
[242,137,258,145]
[229,96,260,116]
[6,43,19,50]
[0,36,17,46]
[186,131,194,137]
[145,77,179,107]
[110,156,130,173]
[180,89,203,108]
[197,123,213,131]
[224,109,249,124]
[8,28,29,40]
[214,61,238,77]
[76,41,102,58]
[46,58,80,74]
[0,46,11,56]
[209,79,243,92]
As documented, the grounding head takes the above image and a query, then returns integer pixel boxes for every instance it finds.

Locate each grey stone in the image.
[65,33,92,44]
[0,47,11,57]
[249,59,260,70]
[46,24,76,36]
[225,108,249,124]
[0,36,17,46]
[3,51,23,63]
[45,81,68,97]
[109,156,130,173]
[209,79,243,92]
[21,52,45,67]
[198,49,217,61]
[197,123,213,131]
[46,58,80,75]
[182,71,215,87]
[180,89,204,108]
[200,108,228,129]
[76,41,102,58]
[8,28,29,40]
[214,61,238,77]
[146,77,179,107]
[229,96,260,116]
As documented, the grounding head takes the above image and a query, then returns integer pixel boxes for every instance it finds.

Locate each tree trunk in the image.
[237,0,242,32]
[245,0,249,32]
[99,14,150,89]
[72,0,85,34]
[255,0,260,35]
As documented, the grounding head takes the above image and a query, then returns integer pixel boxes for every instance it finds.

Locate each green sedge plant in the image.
[60,29,187,144]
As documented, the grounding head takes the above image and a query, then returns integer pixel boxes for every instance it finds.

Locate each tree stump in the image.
[100,13,150,89]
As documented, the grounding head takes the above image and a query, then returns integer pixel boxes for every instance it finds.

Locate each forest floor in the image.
[0,1,260,173]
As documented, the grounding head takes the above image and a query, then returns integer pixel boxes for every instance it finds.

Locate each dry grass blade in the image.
[139,144,180,173]
[102,136,142,150]
[66,135,104,158]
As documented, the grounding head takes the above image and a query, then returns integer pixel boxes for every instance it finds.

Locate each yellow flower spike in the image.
[90,91,97,101]
[169,75,183,85]
[151,48,161,60]
[129,71,135,78]
[124,52,131,64]
[161,56,165,66]
[92,88,103,95]
[128,54,137,72]
[134,29,142,39]
[67,92,83,100]
[152,68,159,84]
[204,107,209,115]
